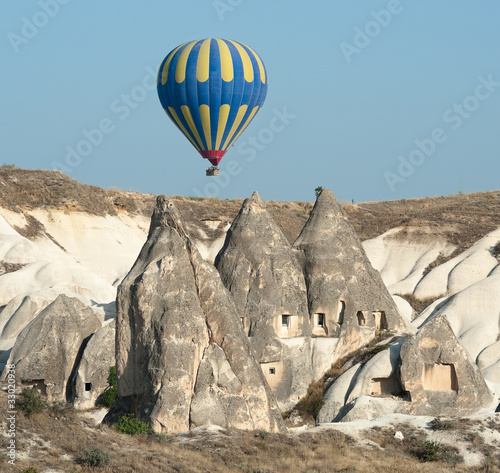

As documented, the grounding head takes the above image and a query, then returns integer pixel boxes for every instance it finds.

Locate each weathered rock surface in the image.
[399,314,493,416]
[215,191,313,408]
[116,196,284,434]
[0,293,52,352]
[318,341,405,423]
[293,189,408,361]
[413,228,500,299]
[74,320,115,410]
[2,295,101,402]
[320,314,494,422]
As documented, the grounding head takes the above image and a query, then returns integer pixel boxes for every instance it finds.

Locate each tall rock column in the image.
[293,188,408,365]
[116,196,284,433]
[215,191,313,409]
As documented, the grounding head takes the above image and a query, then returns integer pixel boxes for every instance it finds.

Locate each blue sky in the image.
[2,1,499,203]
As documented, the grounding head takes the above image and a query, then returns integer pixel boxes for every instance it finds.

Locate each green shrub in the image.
[98,366,118,408]
[429,418,455,430]
[255,430,269,439]
[19,468,39,473]
[18,388,46,415]
[295,385,325,418]
[116,414,153,435]
[1,163,16,169]
[315,186,323,199]
[79,447,111,467]
[107,366,117,387]
[99,386,117,408]
[417,441,441,462]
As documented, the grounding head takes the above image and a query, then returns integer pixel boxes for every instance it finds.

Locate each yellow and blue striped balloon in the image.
[157,38,268,166]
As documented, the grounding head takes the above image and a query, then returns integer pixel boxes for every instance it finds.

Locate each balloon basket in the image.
[206,166,220,176]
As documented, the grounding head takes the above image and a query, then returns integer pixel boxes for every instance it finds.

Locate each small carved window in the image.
[84,382,92,392]
[269,368,276,375]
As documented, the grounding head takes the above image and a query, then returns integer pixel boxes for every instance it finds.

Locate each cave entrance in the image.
[337,300,345,325]
[372,311,388,330]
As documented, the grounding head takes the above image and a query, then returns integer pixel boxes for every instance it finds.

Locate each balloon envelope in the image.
[157,38,268,166]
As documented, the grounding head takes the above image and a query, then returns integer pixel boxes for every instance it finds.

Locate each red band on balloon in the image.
[200,150,225,166]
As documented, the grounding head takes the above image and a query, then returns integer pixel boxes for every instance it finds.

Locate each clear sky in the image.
[2,1,499,203]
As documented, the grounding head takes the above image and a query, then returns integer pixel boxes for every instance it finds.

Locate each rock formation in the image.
[399,314,493,416]
[318,341,406,423]
[73,320,115,410]
[215,191,314,408]
[116,196,284,434]
[319,315,493,422]
[293,188,408,361]
[2,295,101,402]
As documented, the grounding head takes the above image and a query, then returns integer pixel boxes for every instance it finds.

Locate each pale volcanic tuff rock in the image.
[73,320,115,410]
[319,315,493,422]
[2,295,101,402]
[400,314,494,415]
[215,191,314,408]
[293,188,408,360]
[116,196,284,434]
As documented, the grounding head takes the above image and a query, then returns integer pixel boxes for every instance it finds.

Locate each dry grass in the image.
[396,293,442,317]
[285,335,395,425]
[0,261,25,276]
[343,190,500,250]
[2,169,499,252]
[3,401,492,473]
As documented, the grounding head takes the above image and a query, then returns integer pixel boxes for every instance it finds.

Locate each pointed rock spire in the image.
[293,188,407,359]
[400,314,493,416]
[215,192,313,408]
[116,195,284,433]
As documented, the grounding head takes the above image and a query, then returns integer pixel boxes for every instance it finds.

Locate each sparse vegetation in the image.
[18,388,46,415]
[99,366,118,408]
[1,163,16,169]
[286,340,393,423]
[416,441,441,462]
[79,447,111,467]
[116,414,153,435]
[423,248,463,276]
[18,468,39,473]
[107,366,117,386]
[314,186,323,198]
[5,382,496,473]
[414,440,464,465]
[99,386,117,408]
[396,293,442,316]
[491,241,500,261]
[429,418,456,431]
[293,383,325,418]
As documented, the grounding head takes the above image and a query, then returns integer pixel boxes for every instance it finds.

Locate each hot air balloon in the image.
[157,38,268,176]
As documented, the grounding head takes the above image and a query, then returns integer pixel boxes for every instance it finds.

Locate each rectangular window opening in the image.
[269,368,276,375]
[84,382,92,392]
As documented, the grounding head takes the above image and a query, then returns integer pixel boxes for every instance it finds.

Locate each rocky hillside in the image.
[2,168,500,248]
[1,168,500,472]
